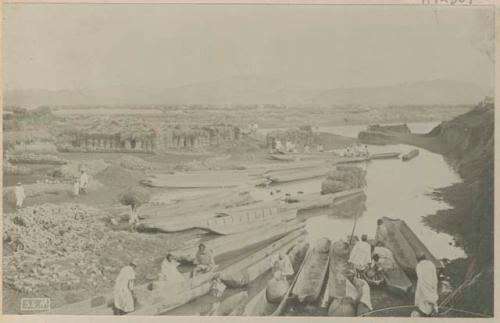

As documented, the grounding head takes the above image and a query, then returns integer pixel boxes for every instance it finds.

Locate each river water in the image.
[254,122,465,260]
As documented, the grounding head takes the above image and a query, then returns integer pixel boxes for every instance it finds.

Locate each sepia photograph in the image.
[2,3,495,318]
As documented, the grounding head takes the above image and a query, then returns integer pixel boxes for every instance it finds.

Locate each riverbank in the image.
[361,100,494,315]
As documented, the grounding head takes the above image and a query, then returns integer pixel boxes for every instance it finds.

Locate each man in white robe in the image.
[79,170,89,194]
[348,234,372,271]
[373,243,396,271]
[113,262,137,315]
[273,253,294,279]
[159,254,185,284]
[415,254,439,316]
[15,182,26,208]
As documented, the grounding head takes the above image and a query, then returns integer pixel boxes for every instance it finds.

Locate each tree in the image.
[119,186,150,209]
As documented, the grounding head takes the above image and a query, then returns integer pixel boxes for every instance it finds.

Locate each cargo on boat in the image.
[292,238,331,304]
[220,229,305,287]
[370,152,400,160]
[171,220,306,263]
[242,241,310,316]
[401,149,419,161]
[380,217,443,273]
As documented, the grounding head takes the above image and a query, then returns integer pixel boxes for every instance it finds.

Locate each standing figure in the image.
[72,178,80,197]
[113,262,137,315]
[129,205,139,232]
[415,253,439,316]
[344,268,373,316]
[273,253,294,280]
[79,170,89,194]
[14,182,26,209]
[375,219,388,245]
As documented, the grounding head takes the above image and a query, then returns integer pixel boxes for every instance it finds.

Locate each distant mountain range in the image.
[4,75,493,107]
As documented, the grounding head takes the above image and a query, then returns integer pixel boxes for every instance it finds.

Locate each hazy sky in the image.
[3,4,495,91]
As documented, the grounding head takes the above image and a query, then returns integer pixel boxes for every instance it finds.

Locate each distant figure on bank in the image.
[113,262,137,315]
[72,178,80,197]
[304,144,310,153]
[415,253,439,316]
[79,170,89,194]
[317,144,324,152]
[364,145,369,156]
[15,182,26,209]
[344,268,373,316]
[273,253,294,279]
[275,139,283,152]
[375,219,388,245]
[129,205,139,232]
[159,253,185,284]
[192,243,216,277]
[348,234,372,272]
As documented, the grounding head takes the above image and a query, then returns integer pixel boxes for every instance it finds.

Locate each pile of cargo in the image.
[7,152,68,165]
[3,204,110,293]
[321,166,367,194]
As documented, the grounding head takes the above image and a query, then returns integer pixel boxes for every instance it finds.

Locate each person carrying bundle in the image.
[191,243,217,277]
[348,234,372,274]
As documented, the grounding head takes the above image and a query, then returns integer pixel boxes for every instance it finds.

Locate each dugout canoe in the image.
[292,238,331,304]
[220,229,305,288]
[140,204,294,234]
[401,149,419,161]
[370,152,400,160]
[360,305,489,317]
[138,189,254,220]
[171,220,306,264]
[265,167,332,184]
[285,188,365,212]
[334,156,371,164]
[141,171,267,188]
[269,154,295,162]
[52,228,306,315]
[380,217,443,273]
[382,264,413,296]
[242,240,310,316]
[209,291,249,316]
[327,240,350,300]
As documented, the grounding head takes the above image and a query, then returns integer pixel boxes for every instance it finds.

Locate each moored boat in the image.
[266,167,332,184]
[327,240,350,300]
[220,229,305,287]
[401,149,419,161]
[171,220,305,264]
[382,264,413,296]
[242,240,310,316]
[334,156,371,164]
[370,152,400,160]
[292,238,331,304]
[380,217,442,273]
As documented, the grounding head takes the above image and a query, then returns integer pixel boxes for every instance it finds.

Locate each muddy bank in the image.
[361,100,494,315]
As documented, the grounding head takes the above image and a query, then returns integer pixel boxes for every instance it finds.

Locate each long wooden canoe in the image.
[334,156,371,164]
[401,149,419,161]
[269,154,295,162]
[242,240,310,316]
[209,291,249,316]
[138,189,254,220]
[266,167,332,184]
[370,152,400,160]
[140,205,295,234]
[220,229,305,287]
[327,240,350,300]
[284,188,364,212]
[196,209,297,235]
[141,171,267,188]
[382,265,413,296]
[292,239,331,304]
[171,220,306,264]
[381,217,442,273]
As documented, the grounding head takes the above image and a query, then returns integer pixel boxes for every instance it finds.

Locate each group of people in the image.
[113,243,220,315]
[13,169,89,209]
[345,219,440,317]
[343,145,369,158]
[273,139,324,154]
